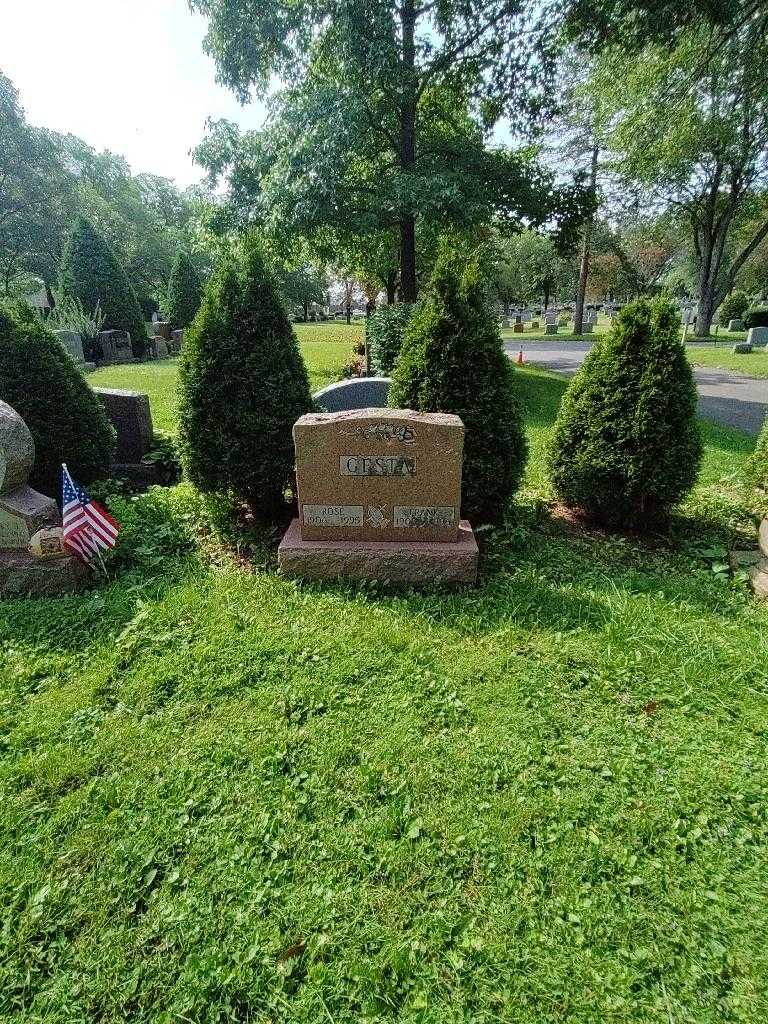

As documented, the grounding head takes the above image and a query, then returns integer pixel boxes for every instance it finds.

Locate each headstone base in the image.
[0,549,90,597]
[278,518,478,585]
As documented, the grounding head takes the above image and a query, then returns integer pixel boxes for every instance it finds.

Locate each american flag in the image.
[61,464,120,566]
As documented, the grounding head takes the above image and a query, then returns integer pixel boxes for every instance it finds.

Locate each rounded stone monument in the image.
[0,400,89,596]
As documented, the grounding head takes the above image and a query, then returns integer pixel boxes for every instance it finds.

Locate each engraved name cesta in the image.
[340,455,416,477]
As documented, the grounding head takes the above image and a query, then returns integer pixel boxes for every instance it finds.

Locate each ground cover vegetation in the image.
[1,345,767,1022]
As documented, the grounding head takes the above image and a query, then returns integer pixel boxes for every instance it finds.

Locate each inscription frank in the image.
[340,455,416,477]
[394,506,456,528]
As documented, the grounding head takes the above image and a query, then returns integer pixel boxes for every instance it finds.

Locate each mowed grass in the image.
[89,322,361,432]
[683,343,768,379]
[2,352,768,1022]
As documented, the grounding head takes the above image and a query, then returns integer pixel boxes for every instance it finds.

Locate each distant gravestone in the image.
[154,321,172,340]
[732,342,752,354]
[278,408,478,583]
[53,329,85,365]
[171,329,184,352]
[93,388,153,462]
[96,330,133,364]
[747,327,768,348]
[728,319,744,332]
[155,337,169,358]
[521,310,532,323]
[314,377,390,412]
[513,322,524,333]
[544,310,557,325]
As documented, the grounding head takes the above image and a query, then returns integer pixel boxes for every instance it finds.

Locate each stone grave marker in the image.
[747,326,768,347]
[94,389,153,463]
[278,408,478,583]
[314,377,390,412]
[0,401,87,595]
[728,319,744,332]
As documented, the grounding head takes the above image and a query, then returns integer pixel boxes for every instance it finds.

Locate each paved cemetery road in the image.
[505,339,768,435]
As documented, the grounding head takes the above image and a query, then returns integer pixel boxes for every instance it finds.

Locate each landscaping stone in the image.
[293,408,464,543]
[278,518,478,585]
[728,318,744,332]
[747,326,768,347]
[313,377,390,412]
[0,548,88,597]
[732,342,752,354]
[749,558,768,599]
[0,400,35,493]
[93,388,153,462]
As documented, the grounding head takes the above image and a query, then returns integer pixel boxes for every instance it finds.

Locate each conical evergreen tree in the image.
[547,296,702,527]
[389,248,527,524]
[177,235,313,521]
[0,301,114,495]
[166,251,203,329]
[59,216,148,358]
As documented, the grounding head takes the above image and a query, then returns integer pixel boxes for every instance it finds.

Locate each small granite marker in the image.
[278,408,478,584]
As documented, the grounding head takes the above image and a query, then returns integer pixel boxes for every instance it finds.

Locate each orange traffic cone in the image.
[516,347,525,365]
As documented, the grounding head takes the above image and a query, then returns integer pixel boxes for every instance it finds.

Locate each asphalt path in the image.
[505,339,768,435]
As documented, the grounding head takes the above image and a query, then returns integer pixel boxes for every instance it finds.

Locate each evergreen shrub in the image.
[547,296,702,528]
[744,306,768,329]
[717,290,749,326]
[59,216,149,359]
[389,249,527,524]
[177,236,312,522]
[0,301,114,494]
[367,303,414,374]
[166,251,203,330]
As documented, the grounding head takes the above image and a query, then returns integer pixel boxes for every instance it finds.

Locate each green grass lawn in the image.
[2,349,768,1022]
[682,343,768,378]
[89,323,361,433]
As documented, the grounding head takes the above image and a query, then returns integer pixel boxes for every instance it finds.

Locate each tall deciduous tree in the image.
[588,26,768,335]
[191,0,582,301]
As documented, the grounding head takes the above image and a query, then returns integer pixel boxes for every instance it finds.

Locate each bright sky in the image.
[1,0,266,188]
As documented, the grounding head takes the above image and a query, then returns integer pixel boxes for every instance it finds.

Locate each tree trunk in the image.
[303,300,309,322]
[542,281,551,312]
[696,282,716,338]
[574,144,599,336]
[399,0,418,303]
[346,303,351,325]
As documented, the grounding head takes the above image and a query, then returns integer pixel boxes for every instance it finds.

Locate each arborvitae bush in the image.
[0,301,114,495]
[389,250,527,524]
[366,303,414,374]
[177,236,313,522]
[59,216,149,359]
[548,296,702,528]
[748,415,768,493]
[166,251,203,329]
[744,305,768,329]
[717,290,749,326]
